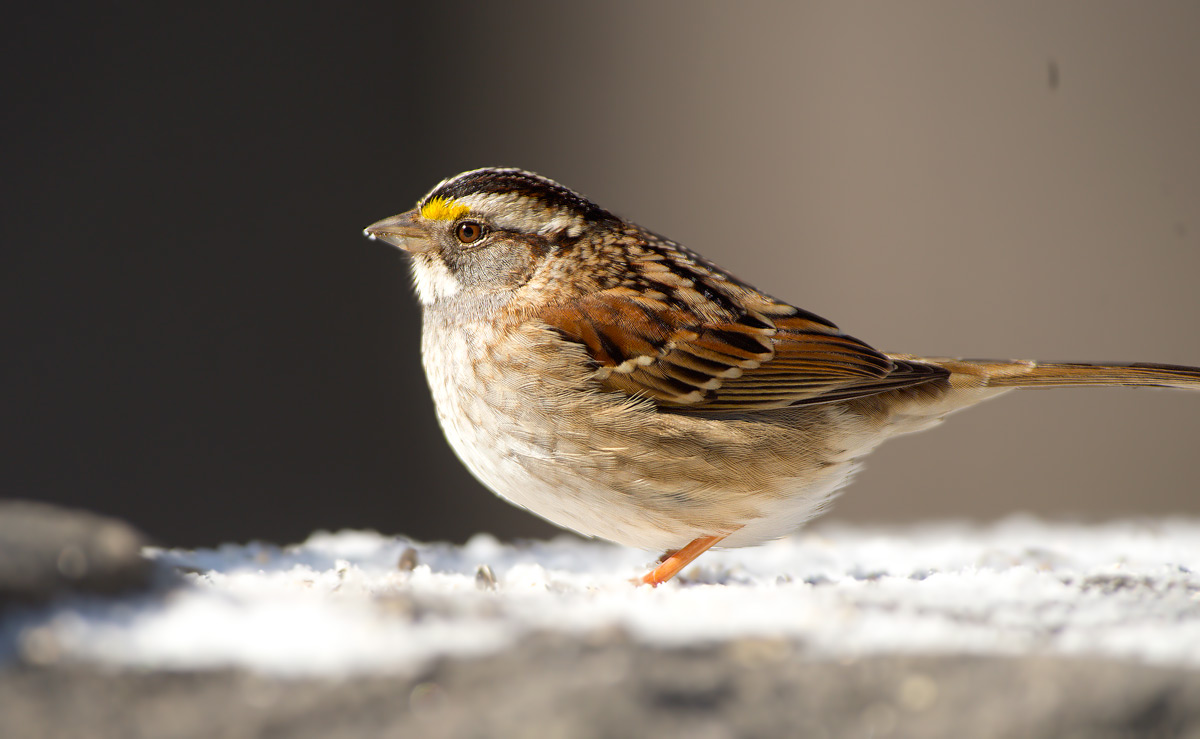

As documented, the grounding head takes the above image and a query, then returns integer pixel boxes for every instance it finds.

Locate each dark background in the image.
[4,3,1198,548]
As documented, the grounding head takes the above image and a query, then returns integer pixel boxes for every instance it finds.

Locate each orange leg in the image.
[639,534,727,586]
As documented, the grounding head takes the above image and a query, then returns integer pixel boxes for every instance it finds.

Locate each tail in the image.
[848,355,1198,439]
[925,358,1200,391]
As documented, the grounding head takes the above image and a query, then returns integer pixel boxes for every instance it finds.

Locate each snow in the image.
[6,516,1200,676]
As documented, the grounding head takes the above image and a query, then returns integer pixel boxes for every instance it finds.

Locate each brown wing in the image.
[540,288,947,411]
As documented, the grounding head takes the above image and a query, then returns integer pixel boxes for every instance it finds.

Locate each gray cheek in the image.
[449,244,537,292]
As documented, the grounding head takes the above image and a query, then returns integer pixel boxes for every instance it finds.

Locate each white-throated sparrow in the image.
[365,167,1200,585]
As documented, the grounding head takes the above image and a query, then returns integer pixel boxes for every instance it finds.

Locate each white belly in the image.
[417,317,873,551]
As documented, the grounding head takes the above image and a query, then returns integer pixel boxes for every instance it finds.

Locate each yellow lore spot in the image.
[420,196,470,222]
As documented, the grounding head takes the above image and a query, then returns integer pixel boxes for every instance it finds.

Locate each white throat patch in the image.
[410,252,461,304]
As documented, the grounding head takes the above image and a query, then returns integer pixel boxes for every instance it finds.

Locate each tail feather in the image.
[923,358,1200,391]
[855,355,1198,439]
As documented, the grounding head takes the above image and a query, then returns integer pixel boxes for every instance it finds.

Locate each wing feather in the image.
[541,290,948,411]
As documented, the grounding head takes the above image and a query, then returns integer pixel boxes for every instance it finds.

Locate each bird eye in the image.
[455,221,485,244]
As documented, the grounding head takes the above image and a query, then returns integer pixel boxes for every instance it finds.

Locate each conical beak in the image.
[363,210,432,253]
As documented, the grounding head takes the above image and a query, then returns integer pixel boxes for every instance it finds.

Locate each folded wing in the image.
[541,289,948,411]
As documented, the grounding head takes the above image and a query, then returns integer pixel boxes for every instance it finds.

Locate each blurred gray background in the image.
[4,2,1197,546]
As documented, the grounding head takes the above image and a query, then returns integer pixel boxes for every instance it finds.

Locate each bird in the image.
[364,167,1200,586]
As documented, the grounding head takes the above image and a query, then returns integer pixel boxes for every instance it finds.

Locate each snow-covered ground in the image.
[6,517,1200,676]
